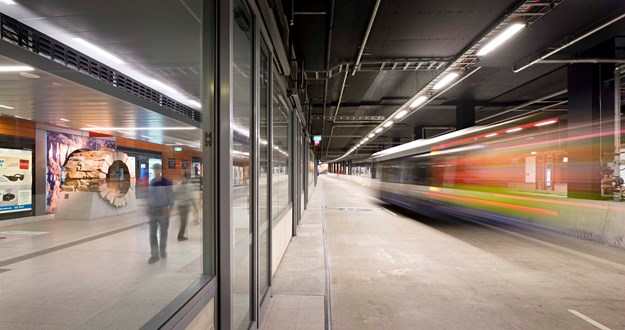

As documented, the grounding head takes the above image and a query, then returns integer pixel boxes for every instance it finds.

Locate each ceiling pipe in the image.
[351,0,382,76]
[513,12,625,73]
[321,0,336,153]
[332,65,350,122]
[476,89,567,124]
[538,59,625,64]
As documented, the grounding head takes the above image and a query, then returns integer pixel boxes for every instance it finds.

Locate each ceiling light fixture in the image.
[73,38,126,64]
[505,127,523,133]
[368,133,375,138]
[0,0,16,4]
[485,133,498,137]
[383,121,394,128]
[0,65,34,72]
[477,23,526,56]
[374,128,383,134]
[534,120,557,127]
[60,118,70,122]
[409,95,428,109]
[364,137,370,141]
[395,110,408,119]
[0,104,14,109]
[433,72,459,90]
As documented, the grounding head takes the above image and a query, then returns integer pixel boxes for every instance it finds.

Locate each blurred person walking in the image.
[176,171,195,240]
[147,163,174,264]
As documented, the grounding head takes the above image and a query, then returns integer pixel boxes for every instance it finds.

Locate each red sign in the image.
[19,159,29,170]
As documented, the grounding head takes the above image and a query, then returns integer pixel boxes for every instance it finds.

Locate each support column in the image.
[413,126,423,140]
[456,101,475,130]
[567,63,615,199]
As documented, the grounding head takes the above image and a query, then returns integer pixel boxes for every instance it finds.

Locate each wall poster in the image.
[0,148,33,214]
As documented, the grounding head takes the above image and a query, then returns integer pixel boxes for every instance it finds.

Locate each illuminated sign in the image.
[0,148,32,214]
[313,135,322,147]
[174,147,183,152]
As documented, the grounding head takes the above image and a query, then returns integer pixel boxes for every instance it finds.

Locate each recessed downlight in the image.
[374,128,383,133]
[383,121,394,128]
[368,133,375,138]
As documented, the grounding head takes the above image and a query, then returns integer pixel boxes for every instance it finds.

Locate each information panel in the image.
[0,148,32,214]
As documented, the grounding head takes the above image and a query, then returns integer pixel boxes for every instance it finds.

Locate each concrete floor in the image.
[275,175,625,330]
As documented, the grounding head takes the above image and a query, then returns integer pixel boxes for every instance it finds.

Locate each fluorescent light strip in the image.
[409,95,428,109]
[506,127,523,133]
[477,23,525,56]
[0,65,34,72]
[383,121,394,128]
[395,110,408,119]
[485,133,498,137]
[60,118,70,122]
[433,72,459,90]
[73,38,126,64]
[0,104,14,109]
[81,126,197,131]
[535,120,557,127]
[374,128,383,133]
[368,133,375,138]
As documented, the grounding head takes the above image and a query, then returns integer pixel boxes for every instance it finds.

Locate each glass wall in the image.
[259,42,271,302]
[232,0,253,328]
[272,77,290,219]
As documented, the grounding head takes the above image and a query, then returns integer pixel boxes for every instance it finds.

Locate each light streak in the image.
[426,192,558,216]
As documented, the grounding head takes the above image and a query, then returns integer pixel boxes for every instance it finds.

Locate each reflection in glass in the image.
[272,78,290,220]
[259,42,270,302]
[232,0,253,328]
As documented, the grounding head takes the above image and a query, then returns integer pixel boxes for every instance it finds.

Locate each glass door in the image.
[258,41,271,305]
[232,0,253,328]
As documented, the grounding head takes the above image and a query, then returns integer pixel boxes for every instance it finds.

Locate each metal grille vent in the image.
[0,13,201,123]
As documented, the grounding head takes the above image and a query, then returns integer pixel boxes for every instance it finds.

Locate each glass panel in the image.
[259,42,270,301]
[272,79,290,219]
[232,0,253,328]
[0,78,210,329]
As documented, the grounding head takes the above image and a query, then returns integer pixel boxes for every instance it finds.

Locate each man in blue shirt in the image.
[147,163,175,264]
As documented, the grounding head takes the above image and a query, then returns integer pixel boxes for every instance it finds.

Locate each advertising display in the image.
[0,148,32,214]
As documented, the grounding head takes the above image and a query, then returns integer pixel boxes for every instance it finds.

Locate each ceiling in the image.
[0,0,624,158]
[0,0,202,148]
[290,0,625,160]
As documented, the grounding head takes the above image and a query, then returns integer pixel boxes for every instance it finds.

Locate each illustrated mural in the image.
[46,132,116,214]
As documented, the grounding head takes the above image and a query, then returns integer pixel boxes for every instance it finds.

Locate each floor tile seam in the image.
[0,221,148,268]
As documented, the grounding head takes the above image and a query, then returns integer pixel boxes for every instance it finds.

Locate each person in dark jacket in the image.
[147,163,174,264]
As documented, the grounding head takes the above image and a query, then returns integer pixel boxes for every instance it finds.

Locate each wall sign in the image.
[0,148,33,214]
[168,158,176,169]
[182,159,188,169]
